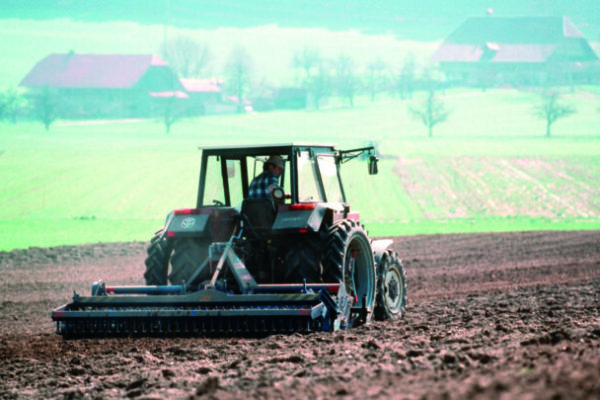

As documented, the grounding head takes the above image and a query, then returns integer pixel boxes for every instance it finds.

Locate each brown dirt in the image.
[1,230,599,399]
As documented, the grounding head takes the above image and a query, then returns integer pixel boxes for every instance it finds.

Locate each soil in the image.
[1,230,599,399]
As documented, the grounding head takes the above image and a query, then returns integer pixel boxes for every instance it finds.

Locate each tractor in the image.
[51,143,407,336]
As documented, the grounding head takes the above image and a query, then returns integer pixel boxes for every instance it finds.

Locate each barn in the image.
[432,17,600,87]
[178,78,239,115]
[19,53,185,118]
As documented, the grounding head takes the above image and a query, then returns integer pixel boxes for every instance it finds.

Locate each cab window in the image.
[203,155,226,206]
[317,154,344,203]
[297,151,322,202]
[226,159,244,206]
[247,155,291,197]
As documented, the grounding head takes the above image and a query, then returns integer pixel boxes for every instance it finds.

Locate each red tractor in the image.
[52,143,406,336]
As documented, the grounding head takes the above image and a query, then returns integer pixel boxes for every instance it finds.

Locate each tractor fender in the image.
[165,211,212,238]
[272,203,342,232]
[371,239,394,266]
[164,208,239,241]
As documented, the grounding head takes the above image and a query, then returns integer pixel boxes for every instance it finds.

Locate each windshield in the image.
[297,150,322,202]
[317,154,344,203]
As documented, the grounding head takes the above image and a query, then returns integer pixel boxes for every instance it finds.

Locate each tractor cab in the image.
[195,143,377,234]
[196,143,365,209]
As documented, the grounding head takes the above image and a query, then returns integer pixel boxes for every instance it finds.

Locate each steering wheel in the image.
[213,199,225,206]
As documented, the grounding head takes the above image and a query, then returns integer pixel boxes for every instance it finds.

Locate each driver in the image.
[248,155,284,202]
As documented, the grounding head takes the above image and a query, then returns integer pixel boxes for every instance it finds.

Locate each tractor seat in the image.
[241,198,276,237]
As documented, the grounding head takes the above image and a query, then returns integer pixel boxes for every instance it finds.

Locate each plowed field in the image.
[1,230,599,399]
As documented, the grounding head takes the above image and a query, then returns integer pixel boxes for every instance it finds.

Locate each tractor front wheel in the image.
[374,250,407,320]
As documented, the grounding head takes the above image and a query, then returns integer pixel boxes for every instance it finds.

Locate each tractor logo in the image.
[181,217,196,229]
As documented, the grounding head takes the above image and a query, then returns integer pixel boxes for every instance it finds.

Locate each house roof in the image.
[179,78,223,93]
[432,17,598,64]
[434,43,556,63]
[20,53,171,89]
[445,17,583,45]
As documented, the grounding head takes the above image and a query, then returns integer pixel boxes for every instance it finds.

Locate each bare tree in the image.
[409,90,450,138]
[160,35,211,78]
[155,93,188,134]
[366,58,387,102]
[224,45,254,113]
[395,55,416,99]
[33,86,58,131]
[307,61,332,110]
[292,47,332,110]
[293,46,321,79]
[0,87,28,124]
[533,92,576,137]
[334,54,359,107]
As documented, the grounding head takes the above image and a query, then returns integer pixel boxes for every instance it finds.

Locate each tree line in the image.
[0,34,590,136]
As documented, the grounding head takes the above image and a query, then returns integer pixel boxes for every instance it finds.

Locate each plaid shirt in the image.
[248,171,279,199]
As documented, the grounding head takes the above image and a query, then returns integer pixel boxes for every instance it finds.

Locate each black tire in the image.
[375,250,407,320]
[284,234,323,283]
[169,237,210,285]
[322,219,376,325]
[143,229,173,286]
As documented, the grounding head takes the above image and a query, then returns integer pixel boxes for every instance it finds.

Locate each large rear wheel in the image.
[284,234,323,283]
[375,250,407,320]
[143,229,173,286]
[169,237,211,285]
[322,219,376,326]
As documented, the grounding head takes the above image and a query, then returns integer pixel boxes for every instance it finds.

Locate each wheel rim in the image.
[384,264,403,311]
[344,235,376,311]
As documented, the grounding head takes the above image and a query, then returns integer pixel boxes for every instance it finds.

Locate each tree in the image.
[33,86,58,131]
[293,46,321,79]
[306,61,332,110]
[0,87,27,123]
[409,90,450,138]
[533,92,576,137]
[155,92,188,134]
[366,58,387,102]
[395,55,416,100]
[224,45,254,113]
[160,35,211,78]
[334,54,358,107]
[292,46,332,110]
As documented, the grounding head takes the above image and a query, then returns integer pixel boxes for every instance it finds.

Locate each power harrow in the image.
[51,232,359,337]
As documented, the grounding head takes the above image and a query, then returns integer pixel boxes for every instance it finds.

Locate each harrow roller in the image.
[52,283,348,337]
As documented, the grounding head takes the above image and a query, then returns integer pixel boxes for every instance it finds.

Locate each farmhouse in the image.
[179,78,237,115]
[432,17,600,87]
[20,53,185,118]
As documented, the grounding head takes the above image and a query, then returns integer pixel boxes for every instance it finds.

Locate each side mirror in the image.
[368,155,379,175]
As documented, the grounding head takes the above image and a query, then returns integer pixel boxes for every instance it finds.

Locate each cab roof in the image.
[199,143,339,157]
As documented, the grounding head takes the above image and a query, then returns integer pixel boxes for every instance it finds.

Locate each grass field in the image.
[1,88,599,251]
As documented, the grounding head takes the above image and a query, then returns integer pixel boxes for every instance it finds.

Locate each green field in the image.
[1,88,599,251]
[1,18,599,250]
